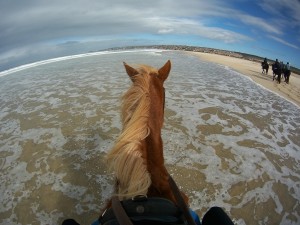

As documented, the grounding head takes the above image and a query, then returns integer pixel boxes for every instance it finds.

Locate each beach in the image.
[0,50,299,225]
[191,52,300,108]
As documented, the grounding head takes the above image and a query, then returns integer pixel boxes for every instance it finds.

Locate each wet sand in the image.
[191,52,300,108]
[1,51,299,225]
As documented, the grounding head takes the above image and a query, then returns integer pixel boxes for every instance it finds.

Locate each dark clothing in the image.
[284,65,291,83]
[272,61,282,83]
[261,61,269,74]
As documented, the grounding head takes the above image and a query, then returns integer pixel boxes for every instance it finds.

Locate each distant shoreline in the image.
[103,45,300,75]
[102,45,300,108]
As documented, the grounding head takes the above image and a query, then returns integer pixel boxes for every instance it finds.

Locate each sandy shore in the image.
[191,52,300,108]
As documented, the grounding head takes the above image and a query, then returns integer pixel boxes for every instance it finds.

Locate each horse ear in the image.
[124,62,139,81]
[158,60,171,82]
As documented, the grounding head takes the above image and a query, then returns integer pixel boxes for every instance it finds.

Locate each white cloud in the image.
[0,1,258,54]
[237,14,282,35]
[0,0,299,70]
[257,0,300,34]
[0,0,257,48]
[268,35,299,49]
[146,17,252,43]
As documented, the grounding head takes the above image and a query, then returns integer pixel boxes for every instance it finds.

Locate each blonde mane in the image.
[106,66,157,199]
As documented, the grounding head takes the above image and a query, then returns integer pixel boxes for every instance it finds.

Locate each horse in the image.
[99,61,192,224]
[272,63,282,84]
[261,62,269,74]
[61,61,234,225]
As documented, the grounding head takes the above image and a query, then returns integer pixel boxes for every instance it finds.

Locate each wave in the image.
[0,49,165,77]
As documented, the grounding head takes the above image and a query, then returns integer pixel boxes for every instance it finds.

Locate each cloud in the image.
[268,35,299,49]
[237,14,282,35]
[1,0,299,70]
[0,0,254,49]
[146,17,252,43]
[158,28,174,34]
[258,0,300,32]
[0,1,256,55]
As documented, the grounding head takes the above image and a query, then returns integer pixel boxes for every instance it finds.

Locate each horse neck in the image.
[143,129,177,203]
[145,124,164,166]
[141,90,176,200]
[145,80,166,168]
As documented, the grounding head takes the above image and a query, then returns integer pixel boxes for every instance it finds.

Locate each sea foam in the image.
[0,50,299,225]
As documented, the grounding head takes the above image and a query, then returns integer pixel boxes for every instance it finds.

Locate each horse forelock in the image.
[106,67,155,199]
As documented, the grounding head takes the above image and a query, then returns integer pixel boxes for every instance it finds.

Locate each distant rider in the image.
[261,57,269,74]
[273,59,281,82]
[284,62,291,83]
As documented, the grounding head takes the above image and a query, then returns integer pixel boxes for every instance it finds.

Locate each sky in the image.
[1,0,300,71]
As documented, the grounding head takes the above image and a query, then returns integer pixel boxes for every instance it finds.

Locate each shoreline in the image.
[190,52,300,108]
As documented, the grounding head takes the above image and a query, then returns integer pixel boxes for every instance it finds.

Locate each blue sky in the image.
[1,0,299,71]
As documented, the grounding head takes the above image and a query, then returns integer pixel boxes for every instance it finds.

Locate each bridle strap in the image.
[112,196,134,225]
[168,175,197,225]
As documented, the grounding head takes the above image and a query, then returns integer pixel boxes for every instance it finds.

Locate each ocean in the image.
[0,50,299,225]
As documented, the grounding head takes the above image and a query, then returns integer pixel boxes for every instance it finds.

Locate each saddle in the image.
[99,175,197,225]
[100,196,186,225]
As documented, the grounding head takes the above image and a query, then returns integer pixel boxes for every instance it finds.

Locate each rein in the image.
[109,174,197,225]
[168,175,197,225]
[111,196,134,225]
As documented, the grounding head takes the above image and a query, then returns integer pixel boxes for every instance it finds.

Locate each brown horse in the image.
[102,60,189,212]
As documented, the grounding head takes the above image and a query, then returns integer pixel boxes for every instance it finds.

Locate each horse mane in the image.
[106,65,157,200]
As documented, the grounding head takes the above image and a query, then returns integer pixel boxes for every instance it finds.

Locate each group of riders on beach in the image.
[261,58,291,84]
